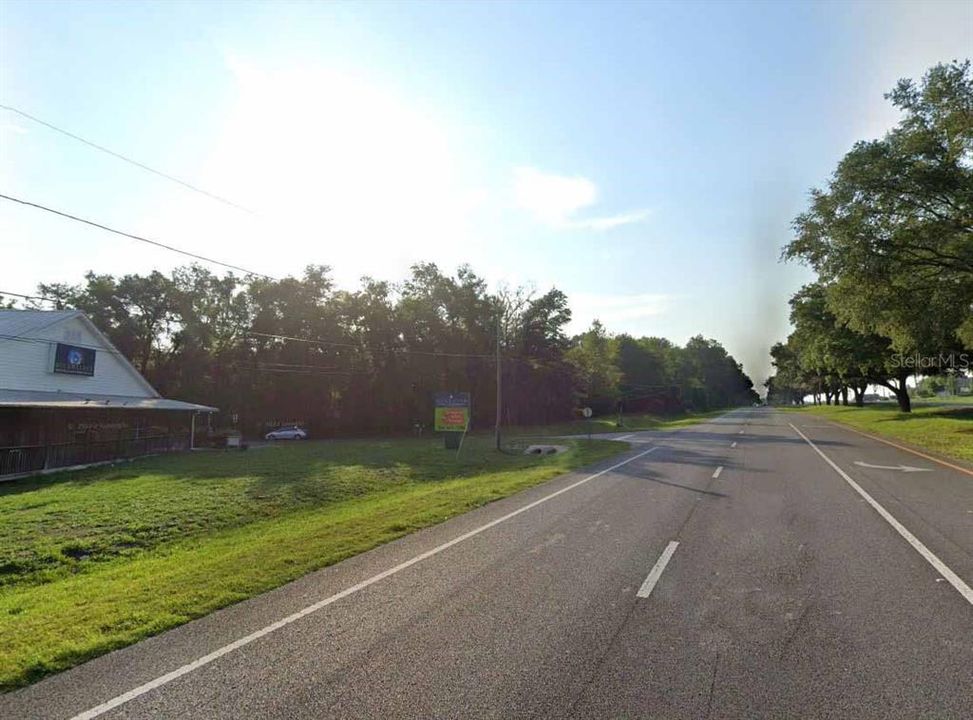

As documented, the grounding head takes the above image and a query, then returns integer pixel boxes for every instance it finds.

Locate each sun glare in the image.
[162,57,478,282]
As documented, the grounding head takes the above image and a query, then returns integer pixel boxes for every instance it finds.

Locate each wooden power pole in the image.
[495,312,502,451]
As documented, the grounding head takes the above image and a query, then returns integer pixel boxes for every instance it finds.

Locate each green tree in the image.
[26,262,755,436]
[784,62,973,410]
[566,320,621,413]
[788,283,897,407]
[615,334,673,412]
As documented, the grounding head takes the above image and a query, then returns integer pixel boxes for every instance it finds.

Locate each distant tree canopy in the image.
[771,61,973,412]
[9,262,757,437]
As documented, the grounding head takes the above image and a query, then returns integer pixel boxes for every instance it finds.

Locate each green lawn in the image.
[784,403,973,465]
[0,436,623,690]
[504,408,734,438]
[912,395,973,406]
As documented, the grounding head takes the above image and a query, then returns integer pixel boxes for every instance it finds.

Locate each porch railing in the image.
[0,433,191,477]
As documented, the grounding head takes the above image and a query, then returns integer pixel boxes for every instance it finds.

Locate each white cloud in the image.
[0,122,27,135]
[568,292,675,333]
[512,166,649,231]
[513,167,596,225]
[571,209,652,231]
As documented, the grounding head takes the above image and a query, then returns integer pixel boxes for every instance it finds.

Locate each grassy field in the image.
[504,408,734,438]
[784,403,973,465]
[0,436,623,690]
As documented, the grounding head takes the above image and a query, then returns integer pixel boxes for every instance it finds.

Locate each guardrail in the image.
[0,434,190,477]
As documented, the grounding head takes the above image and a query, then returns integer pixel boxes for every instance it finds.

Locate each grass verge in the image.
[0,436,623,690]
[783,403,973,465]
[504,408,735,438]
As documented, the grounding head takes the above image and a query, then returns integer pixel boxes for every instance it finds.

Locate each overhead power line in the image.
[0,193,276,280]
[0,289,61,305]
[246,330,497,359]
[247,366,358,377]
[0,328,495,365]
[246,331,359,350]
[0,332,113,351]
[0,103,254,214]
[0,332,366,381]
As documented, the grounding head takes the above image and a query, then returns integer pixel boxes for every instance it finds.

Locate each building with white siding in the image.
[0,309,216,478]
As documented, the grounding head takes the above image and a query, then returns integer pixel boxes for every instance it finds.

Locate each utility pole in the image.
[495,312,502,451]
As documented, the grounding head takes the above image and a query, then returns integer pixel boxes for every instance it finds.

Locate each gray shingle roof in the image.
[0,309,80,337]
[0,389,217,412]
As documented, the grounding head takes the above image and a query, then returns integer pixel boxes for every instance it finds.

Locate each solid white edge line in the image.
[637,540,680,598]
[615,433,635,441]
[712,466,723,479]
[788,423,973,606]
[68,445,662,720]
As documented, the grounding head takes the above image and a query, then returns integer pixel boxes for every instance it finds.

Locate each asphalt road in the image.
[5,408,972,719]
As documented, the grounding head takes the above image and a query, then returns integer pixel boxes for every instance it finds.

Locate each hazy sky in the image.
[1,0,970,384]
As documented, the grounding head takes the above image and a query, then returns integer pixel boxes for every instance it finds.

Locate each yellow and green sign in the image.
[434,392,471,432]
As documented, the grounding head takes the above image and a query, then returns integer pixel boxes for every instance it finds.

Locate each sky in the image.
[1,0,971,386]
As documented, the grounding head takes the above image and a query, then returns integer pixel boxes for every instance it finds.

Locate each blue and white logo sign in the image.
[54,343,96,376]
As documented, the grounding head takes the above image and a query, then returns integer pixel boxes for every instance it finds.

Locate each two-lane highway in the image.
[5,409,972,719]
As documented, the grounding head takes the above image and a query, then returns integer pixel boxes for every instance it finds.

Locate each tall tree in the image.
[788,283,899,407]
[785,62,973,374]
[565,320,622,413]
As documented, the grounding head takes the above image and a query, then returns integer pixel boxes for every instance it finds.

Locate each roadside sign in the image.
[582,407,593,418]
[434,392,471,432]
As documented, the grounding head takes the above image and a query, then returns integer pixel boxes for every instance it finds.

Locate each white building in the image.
[0,309,216,478]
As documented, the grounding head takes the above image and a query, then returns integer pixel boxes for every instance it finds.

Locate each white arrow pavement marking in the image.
[790,424,972,606]
[854,461,932,473]
[67,445,661,720]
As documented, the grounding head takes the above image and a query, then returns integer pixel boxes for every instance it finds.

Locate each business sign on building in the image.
[434,392,471,432]
[53,343,96,376]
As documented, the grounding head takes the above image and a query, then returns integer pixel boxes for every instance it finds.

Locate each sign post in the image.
[434,392,471,450]
[582,406,593,440]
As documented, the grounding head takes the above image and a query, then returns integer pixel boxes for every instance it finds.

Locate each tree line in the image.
[6,263,757,437]
[768,61,972,412]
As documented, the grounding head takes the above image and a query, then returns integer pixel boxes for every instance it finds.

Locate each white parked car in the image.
[264,425,308,440]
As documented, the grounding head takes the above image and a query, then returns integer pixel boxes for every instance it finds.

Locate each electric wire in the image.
[0,193,275,280]
[0,103,254,214]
